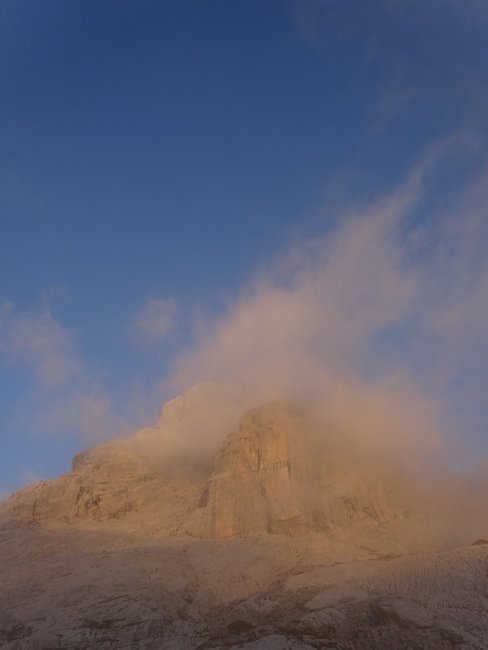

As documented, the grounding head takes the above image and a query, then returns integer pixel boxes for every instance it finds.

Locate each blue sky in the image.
[1,1,488,494]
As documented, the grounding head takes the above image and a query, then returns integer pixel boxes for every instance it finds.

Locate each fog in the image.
[163,150,486,451]
[132,147,488,545]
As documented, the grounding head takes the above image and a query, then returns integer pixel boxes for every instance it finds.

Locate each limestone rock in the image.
[181,402,320,537]
[181,402,392,538]
[6,440,203,533]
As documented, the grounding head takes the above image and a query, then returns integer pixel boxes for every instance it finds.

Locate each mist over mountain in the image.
[1,384,487,648]
[2,2,488,648]
[2,152,488,648]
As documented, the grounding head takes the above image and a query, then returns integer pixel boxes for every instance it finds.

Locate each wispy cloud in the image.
[292,0,488,138]
[0,297,123,444]
[44,389,128,441]
[131,296,178,345]
[2,300,81,389]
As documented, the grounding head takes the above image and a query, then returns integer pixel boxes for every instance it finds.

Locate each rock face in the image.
[5,399,393,540]
[6,440,205,534]
[182,402,392,538]
[182,403,325,537]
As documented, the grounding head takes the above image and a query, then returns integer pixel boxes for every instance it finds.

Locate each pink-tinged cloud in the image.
[131,297,178,344]
[1,301,81,389]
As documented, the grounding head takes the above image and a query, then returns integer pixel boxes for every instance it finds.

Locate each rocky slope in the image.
[5,439,205,535]
[1,391,487,648]
[0,513,486,649]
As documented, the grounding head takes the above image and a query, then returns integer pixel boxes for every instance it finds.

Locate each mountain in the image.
[5,399,396,540]
[0,390,487,649]
[181,402,393,538]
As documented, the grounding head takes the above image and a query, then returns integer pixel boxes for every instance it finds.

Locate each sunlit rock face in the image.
[182,402,323,537]
[181,402,391,538]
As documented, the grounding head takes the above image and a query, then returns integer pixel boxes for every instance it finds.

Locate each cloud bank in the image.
[159,143,488,485]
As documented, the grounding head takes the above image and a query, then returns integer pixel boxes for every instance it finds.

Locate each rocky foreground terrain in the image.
[1,394,487,649]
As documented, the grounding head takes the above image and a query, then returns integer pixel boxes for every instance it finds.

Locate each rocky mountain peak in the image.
[181,402,318,537]
[181,401,390,538]
[5,395,392,540]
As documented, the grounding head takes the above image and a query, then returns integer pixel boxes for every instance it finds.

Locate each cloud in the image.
[2,143,487,526]
[44,389,128,441]
[0,297,123,444]
[162,141,488,481]
[123,139,486,551]
[131,297,178,344]
[292,0,488,138]
[2,301,81,389]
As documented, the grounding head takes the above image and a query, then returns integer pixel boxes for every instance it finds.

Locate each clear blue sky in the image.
[1,1,488,493]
